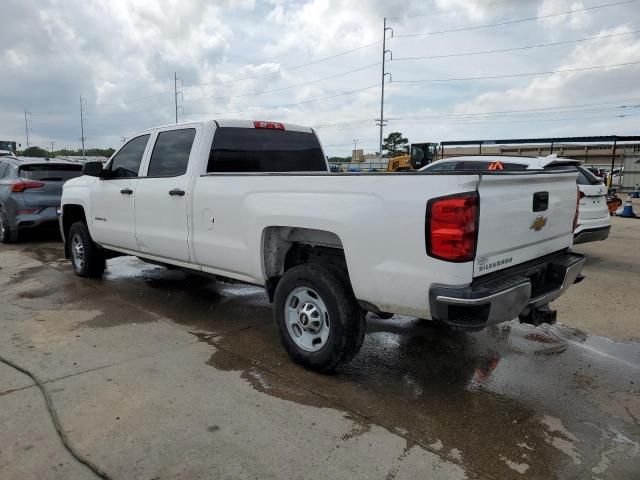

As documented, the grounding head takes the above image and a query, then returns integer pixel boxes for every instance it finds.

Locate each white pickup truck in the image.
[60,120,585,371]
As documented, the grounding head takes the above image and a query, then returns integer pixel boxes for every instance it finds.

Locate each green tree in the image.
[22,146,50,157]
[382,132,409,158]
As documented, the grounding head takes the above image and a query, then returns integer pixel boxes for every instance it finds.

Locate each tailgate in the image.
[474,171,577,277]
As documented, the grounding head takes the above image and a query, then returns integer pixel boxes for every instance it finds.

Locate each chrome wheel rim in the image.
[71,234,86,271]
[285,286,330,352]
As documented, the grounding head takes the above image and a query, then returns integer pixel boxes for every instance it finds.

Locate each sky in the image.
[1,0,639,156]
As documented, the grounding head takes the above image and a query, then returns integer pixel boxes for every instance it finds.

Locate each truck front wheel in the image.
[273,263,366,372]
[68,221,105,278]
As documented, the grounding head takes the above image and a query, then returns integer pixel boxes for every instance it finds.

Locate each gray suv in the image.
[0,157,83,242]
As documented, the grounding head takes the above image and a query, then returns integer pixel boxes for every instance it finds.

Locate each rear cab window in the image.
[427,160,528,172]
[19,163,83,181]
[457,161,528,171]
[207,127,327,173]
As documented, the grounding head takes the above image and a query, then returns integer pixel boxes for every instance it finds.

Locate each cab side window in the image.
[146,129,196,177]
[109,135,150,178]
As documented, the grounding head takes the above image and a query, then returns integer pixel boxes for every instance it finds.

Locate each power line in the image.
[391,98,640,118]
[394,0,640,38]
[387,0,520,20]
[312,98,640,129]
[386,112,639,126]
[185,63,380,101]
[187,41,381,88]
[392,30,640,61]
[183,84,379,117]
[392,60,640,83]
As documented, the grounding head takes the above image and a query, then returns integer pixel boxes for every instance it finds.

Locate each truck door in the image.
[90,134,150,251]
[134,127,199,262]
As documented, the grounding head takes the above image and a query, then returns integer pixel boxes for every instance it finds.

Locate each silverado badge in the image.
[530,215,547,231]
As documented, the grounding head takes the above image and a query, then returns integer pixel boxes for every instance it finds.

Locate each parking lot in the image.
[0,214,638,480]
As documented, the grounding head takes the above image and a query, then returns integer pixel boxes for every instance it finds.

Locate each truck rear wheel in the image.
[68,221,105,278]
[273,263,366,372]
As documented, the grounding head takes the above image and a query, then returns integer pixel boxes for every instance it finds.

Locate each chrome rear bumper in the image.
[429,251,585,331]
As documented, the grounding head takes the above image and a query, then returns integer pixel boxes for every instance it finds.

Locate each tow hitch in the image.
[519,305,557,327]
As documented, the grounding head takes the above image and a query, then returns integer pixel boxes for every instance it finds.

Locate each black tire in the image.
[68,221,105,278]
[273,263,366,372]
[0,208,17,243]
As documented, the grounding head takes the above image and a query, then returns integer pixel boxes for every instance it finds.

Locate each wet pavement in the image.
[0,240,639,479]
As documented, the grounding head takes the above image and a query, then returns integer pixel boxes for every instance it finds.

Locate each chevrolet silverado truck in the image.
[60,120,585,372]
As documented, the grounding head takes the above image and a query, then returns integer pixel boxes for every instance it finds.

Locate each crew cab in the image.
[60,120,585,371]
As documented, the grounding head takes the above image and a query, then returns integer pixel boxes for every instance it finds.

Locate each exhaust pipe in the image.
[518,304,557,327]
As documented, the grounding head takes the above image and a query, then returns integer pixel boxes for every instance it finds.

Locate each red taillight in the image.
[11,181,45,193]
[573,187,580,231]
[253,121,285,130]
[426,192,479,262]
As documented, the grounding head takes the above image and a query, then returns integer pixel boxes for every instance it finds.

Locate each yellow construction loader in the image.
[387,142,439,172]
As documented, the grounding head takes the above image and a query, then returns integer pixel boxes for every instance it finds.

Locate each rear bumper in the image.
[15,207,59,230]
[429,251,585,331]
[573,225,610,244]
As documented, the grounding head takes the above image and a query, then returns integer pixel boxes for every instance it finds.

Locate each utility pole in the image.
[79,95,86,160]
[377,18,393,160]
[49,141,55,155]
[24,108,31,149]
[174,72,183,124]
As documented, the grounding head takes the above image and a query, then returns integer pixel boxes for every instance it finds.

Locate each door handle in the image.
[120,188,133,195]
[169,188,185,197]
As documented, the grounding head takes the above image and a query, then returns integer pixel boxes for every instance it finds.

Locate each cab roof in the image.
[136,119,314,135]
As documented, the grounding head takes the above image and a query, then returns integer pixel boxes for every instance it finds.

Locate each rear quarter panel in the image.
[192,173,479,318]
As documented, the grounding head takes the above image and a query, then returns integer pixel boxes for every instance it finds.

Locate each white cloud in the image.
[538,0,592,30]
[0,0,637,152]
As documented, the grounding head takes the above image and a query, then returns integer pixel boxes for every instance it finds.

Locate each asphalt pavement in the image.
[0,217,638,479]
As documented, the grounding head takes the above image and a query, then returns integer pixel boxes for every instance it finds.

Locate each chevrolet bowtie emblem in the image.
[530,215,547,231]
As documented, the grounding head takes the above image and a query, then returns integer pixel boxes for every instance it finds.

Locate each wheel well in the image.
[263,227,349,301]
[62,205,86,256]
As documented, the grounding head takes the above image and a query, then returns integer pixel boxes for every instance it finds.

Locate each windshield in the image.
[19,163,83,181]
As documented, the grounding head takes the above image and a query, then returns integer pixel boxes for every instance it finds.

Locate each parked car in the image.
[60,120,584,371]
[0,157,83,242]
[586,166,607,179]
[608,167,624,187]
[421,156,610,244]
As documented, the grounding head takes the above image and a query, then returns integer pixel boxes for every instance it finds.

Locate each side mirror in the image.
[82,161,105,177]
